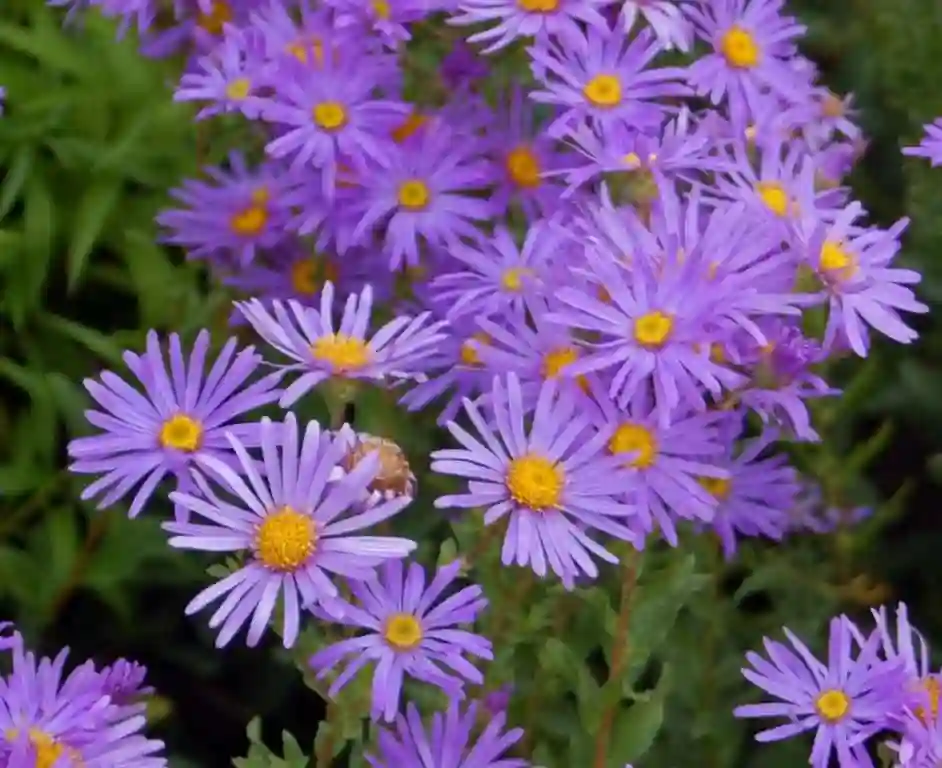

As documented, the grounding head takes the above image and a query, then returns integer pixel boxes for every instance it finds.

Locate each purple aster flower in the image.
[429,224,557,322]
[97,659,153,705]
[157,153,295,266]
[587,385,726,545]
[686,0,810,129]
[734,616,909,768]
[325,0,429,45]
[529,25,689,140]
[349,123,495,269]
[236,282,449,408]
[431,373,641,589]
[309,560,492,722]
[795,201,928,356]
[398,325,495,424]
[259,43,407,197]
[67,330,283,520]
[485,87,571,220]
[619,0,692,50]
[441,40,489,89]
[140,0,259,59]
[0,629,166,767]
[448,0,610,54]
[904,119,942,166]
[174,23,272,121]
[698,423,800,558]
[165,413,416,647]
[367,700,528,767]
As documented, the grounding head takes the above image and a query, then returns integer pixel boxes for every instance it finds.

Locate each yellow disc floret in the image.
[815,689,851,723]
[720,25,760,68]
[383,613,423,650]
[608,423,657,469]
[159,414,203,452]
[310,334,371,372]
[255,506,316,572]
[583,74,622,108]
[397,179,430,211]
[633,310,674,348]
[506,454,564,510]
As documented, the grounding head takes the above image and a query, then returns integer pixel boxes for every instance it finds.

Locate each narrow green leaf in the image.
[606,668,670,768]
[39,314,125,368]
[68,179,122,291]
[0,23,85,77]
[0,146,34,221]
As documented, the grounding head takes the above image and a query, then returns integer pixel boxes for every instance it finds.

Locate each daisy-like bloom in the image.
[140,0,260,59]
[237,281,449,408]
[67,330,283,519]
[174,23,272,121]
[367,699,528,767]
[259,43,408,197]
[734,616,909,768]
[349,124,495,269]
[0,627,166,767]
[429,224,557,322]
[157,153,295,266]
[904,118,942,167]
[165,414,417,648]
[309,560,492,722]
[398,324,495,424]
[698,421,800,558]
[620,0,692,50]
[431,374,641,589]
[730,320,836,441]
[485,87,571,220]
[528,25,689,141]
[325,0,429,45]
[795,201,928,357]
[686,0,810,129]
[588,385,726,545]
[448,0,610,54]
[332,426,417,504]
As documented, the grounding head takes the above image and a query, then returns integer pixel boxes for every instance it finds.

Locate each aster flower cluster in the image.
[0,623,166,766]
[42,0,932,763]
[737,603,942,768]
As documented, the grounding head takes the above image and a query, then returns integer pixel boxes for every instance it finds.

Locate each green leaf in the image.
[606,667,670,768]
[0,146,34,221]
[39,313,126,368]
[68,179,122,291]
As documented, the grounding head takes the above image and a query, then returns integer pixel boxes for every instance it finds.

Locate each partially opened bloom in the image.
[0,627,166,767]
[368,700,528,767]
[165,414,416,648]
[796,201,928,356]
[449,0,609,54]
[68,330,282,519]
[309,560,492,721]
[237,282,449,407]
[735,616,908,768]
[157,153,295,266]
[529,25,689,140]
[431,374,641,589]
[904,119,942,166]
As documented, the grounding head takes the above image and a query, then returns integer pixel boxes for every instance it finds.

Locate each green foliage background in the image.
[0,0,940,765]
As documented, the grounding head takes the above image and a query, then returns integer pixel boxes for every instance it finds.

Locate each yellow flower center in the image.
[819,241,857,281]
[313,102,347,131]
[286,36,325,65]
[623,152,641,169]
[373,0,391,17]
[583,74,622,108]
[815,689,851,723]
[310,334,371,372]
[542,347,589,392]
[391,112,427,144]
[608,423,657,469]
[460,333,490,366]
[5,729,82,768]
[914,676,942,723]
[230,204,267,237]
[506,145,541,188]
[505,454,564,510]
[158,414,203,452]
[633,310,673,349]
[255,507,316,572]
[756,181,790,217]
[290,257,338,296]
[821,93,845,119]
[197,0,232,35]
[698,476,731,500]
[501,267,532,292]
[720,25,760,68]
[517,0,558,11]
[383,613,423,650]
[397,179,430,211]
[225,77,251,101]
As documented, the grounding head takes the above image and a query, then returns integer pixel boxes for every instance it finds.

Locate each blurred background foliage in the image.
[1,0,941,765]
